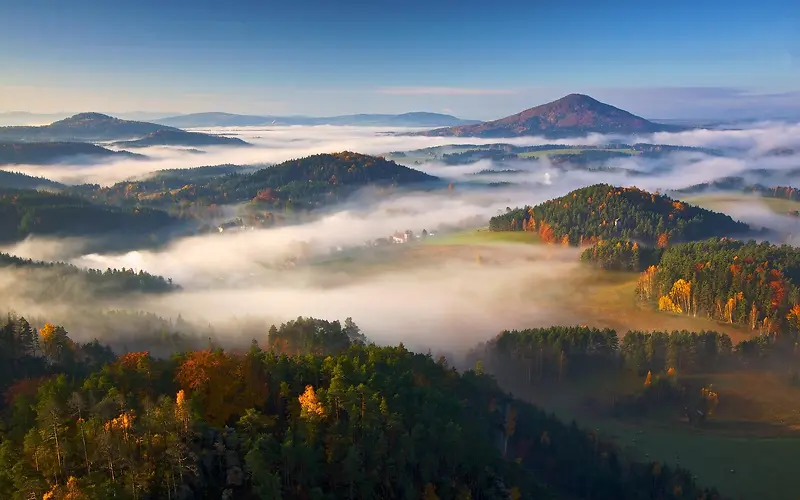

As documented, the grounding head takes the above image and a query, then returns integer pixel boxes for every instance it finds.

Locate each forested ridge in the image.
[0,314,726,500]
[489,184,749,246]
[72,152,439,215]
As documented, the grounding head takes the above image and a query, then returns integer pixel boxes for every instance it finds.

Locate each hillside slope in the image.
[490,184,750,245]
[417,94,684,138]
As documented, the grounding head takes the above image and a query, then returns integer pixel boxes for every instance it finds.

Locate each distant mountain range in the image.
[0,113,182,142]
[0,142,144,166]
[414,94,686,138]
[0,111,179,127]
[0,113,251,146]
[152,111,481,128]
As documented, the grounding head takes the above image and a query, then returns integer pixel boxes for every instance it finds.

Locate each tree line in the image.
[635,239,800,336]
[469,325,786,386]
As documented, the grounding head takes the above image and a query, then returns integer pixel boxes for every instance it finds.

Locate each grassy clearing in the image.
[570,270,754,343]
[507,369,800,500]
[423,229,541,246]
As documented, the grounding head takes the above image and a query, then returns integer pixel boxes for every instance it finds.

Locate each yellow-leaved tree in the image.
[298,385,326,420]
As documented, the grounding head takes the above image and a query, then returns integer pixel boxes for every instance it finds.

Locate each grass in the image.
[423,228,541,246]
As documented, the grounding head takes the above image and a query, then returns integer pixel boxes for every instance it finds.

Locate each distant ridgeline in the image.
[439,143,715,166]
[76,152,440,216]
[489,184,750,246]
[0,188,175,243]
[0,251,178,299]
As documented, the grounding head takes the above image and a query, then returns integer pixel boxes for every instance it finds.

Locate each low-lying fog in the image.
[2,120,800,355]
[2,120,798,187]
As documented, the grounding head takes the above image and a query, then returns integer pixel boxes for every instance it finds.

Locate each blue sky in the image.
[1,0,797,119]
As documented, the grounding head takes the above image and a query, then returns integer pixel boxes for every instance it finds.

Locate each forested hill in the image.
[0,188,176,243]
[81,152,440,211]
[0,314,724,500]
[213,152,439,208]
[0,142,143,165]
[240,151,437,191]
[489,184,750,246]
[0,113,181,142]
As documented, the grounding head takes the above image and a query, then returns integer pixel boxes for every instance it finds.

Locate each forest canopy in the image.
[0,313,724,500]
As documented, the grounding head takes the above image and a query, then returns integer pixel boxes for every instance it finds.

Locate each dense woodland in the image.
[489,184,750,246]
[470,326,776,385]
[637,239,800,335]
[0,189,176,243]
[0,314,725,500]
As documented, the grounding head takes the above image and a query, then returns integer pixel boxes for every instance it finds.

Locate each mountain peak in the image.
[415,93,683,138]
[58,112,117,123]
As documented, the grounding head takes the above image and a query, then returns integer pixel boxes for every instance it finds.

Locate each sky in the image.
[1,0,798,120]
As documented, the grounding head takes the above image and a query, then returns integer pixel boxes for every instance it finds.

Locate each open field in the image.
[506,369,800,500]
[682,193,800,216]
[518,147,639,159]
